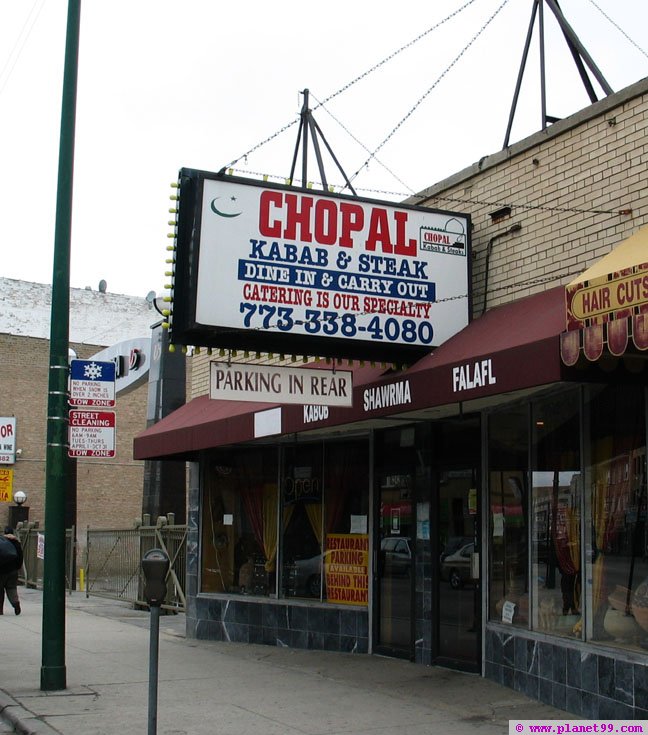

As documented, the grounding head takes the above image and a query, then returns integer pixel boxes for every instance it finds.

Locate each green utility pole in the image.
[41,0,81,692]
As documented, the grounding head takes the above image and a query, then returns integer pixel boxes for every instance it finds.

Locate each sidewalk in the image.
[0,587,568,735]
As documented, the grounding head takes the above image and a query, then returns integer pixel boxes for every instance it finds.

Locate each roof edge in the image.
[408,76,648,204]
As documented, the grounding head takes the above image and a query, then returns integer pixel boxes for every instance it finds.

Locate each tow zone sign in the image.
[68,410,116,458]
[69,360,116,407]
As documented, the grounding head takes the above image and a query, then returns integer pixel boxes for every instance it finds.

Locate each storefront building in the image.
[135,78,648,717]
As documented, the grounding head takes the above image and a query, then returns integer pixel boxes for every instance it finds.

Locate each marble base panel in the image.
[485,627,648,719]
[187,596,369,653]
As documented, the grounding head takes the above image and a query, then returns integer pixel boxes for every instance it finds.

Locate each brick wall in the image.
[412,78,648,316]
[0,334,147,545]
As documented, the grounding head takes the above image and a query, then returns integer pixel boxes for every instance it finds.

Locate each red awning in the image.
[134,363,387,460]
[407,285,565,374]
[134,287,567,460]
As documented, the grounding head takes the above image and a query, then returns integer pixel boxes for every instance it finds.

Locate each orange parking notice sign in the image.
[324,533,369,606]
[0,468,13,503]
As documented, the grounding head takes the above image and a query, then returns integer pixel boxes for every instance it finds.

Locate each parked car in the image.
[380,536,412,576]
[440,541,475,589]
[285,553,324,597]
[440,536,472,563]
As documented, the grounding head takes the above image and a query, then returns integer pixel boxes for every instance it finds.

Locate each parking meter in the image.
[142,549,169,607]
[142,549,169,735]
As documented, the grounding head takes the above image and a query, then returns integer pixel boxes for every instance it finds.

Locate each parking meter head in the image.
[142,549,170,606]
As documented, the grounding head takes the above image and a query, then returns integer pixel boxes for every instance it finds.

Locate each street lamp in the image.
[10,491,29,528]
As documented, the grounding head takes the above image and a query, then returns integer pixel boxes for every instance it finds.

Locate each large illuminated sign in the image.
[169,171,471,361]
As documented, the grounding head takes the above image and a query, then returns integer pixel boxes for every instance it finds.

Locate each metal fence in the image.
[85,522,187,612]
[17,525,76,592]
[15,521,187,613]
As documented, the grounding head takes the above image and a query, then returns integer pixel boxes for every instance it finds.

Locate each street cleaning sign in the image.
[69,360,116,407]
[68,410,116,458]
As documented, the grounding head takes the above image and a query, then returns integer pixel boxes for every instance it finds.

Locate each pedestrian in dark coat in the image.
[0,527,22,615]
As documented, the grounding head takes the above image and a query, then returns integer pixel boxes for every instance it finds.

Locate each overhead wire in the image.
[0,0,47,98]
[226,165,630,217]
[309,92,416,195]
[346,0,511,189]
[586,0,648,60]
[223,0,480,171]
[214,1,641,341]
[223,0,638,219]
[414,191,629,217]
[309,0,479,113]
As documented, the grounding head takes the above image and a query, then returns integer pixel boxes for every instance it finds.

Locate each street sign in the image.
[69,359,116,407]
[68,410,116,458]
[0,417,16,464]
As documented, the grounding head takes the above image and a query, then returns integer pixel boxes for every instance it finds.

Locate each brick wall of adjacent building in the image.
[413,77,648,317]
[0,333,147,539]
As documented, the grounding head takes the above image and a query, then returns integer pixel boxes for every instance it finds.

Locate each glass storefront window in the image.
[487,384,648,655]
[281,444,324,599]
[322,440,370,604]
[530,390,581,638]
[585,384,647,653]
[201,439,370,605]
[279,439,371,603]
[488,407,528,626]
[201,447,279,596]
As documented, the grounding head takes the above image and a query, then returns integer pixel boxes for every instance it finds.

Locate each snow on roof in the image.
[0,277,162,346]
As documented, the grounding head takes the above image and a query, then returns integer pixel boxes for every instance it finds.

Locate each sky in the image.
[1,0,647,299]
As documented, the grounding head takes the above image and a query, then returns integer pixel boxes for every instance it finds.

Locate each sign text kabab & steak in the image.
[172,173,471,362]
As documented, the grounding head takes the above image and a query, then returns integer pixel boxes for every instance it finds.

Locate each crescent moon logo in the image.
[210,197,242,218]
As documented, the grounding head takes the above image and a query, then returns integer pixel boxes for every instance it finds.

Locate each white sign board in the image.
[193,177,469,351]
[210,362,353,406]
[69,360,116,407]
[89,337,151,394]
[0,417,16,465]
[68,410,116,458]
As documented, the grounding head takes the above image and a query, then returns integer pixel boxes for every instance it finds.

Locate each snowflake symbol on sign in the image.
[83,362,103,380]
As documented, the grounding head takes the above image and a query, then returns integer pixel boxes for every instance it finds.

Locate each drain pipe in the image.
[481,223,522,315]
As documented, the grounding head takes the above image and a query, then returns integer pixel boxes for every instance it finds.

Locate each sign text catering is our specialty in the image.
[195,180,469,351]
[239,191,435,345]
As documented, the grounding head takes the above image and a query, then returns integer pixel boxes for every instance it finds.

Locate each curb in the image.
[0,692,61,735]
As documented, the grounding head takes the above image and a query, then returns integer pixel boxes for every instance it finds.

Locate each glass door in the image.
[374,428,415,659]
[437,468,480,671]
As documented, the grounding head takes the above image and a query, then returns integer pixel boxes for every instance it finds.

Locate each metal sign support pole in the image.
[41,0,81,692]
[148,605,161,735]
